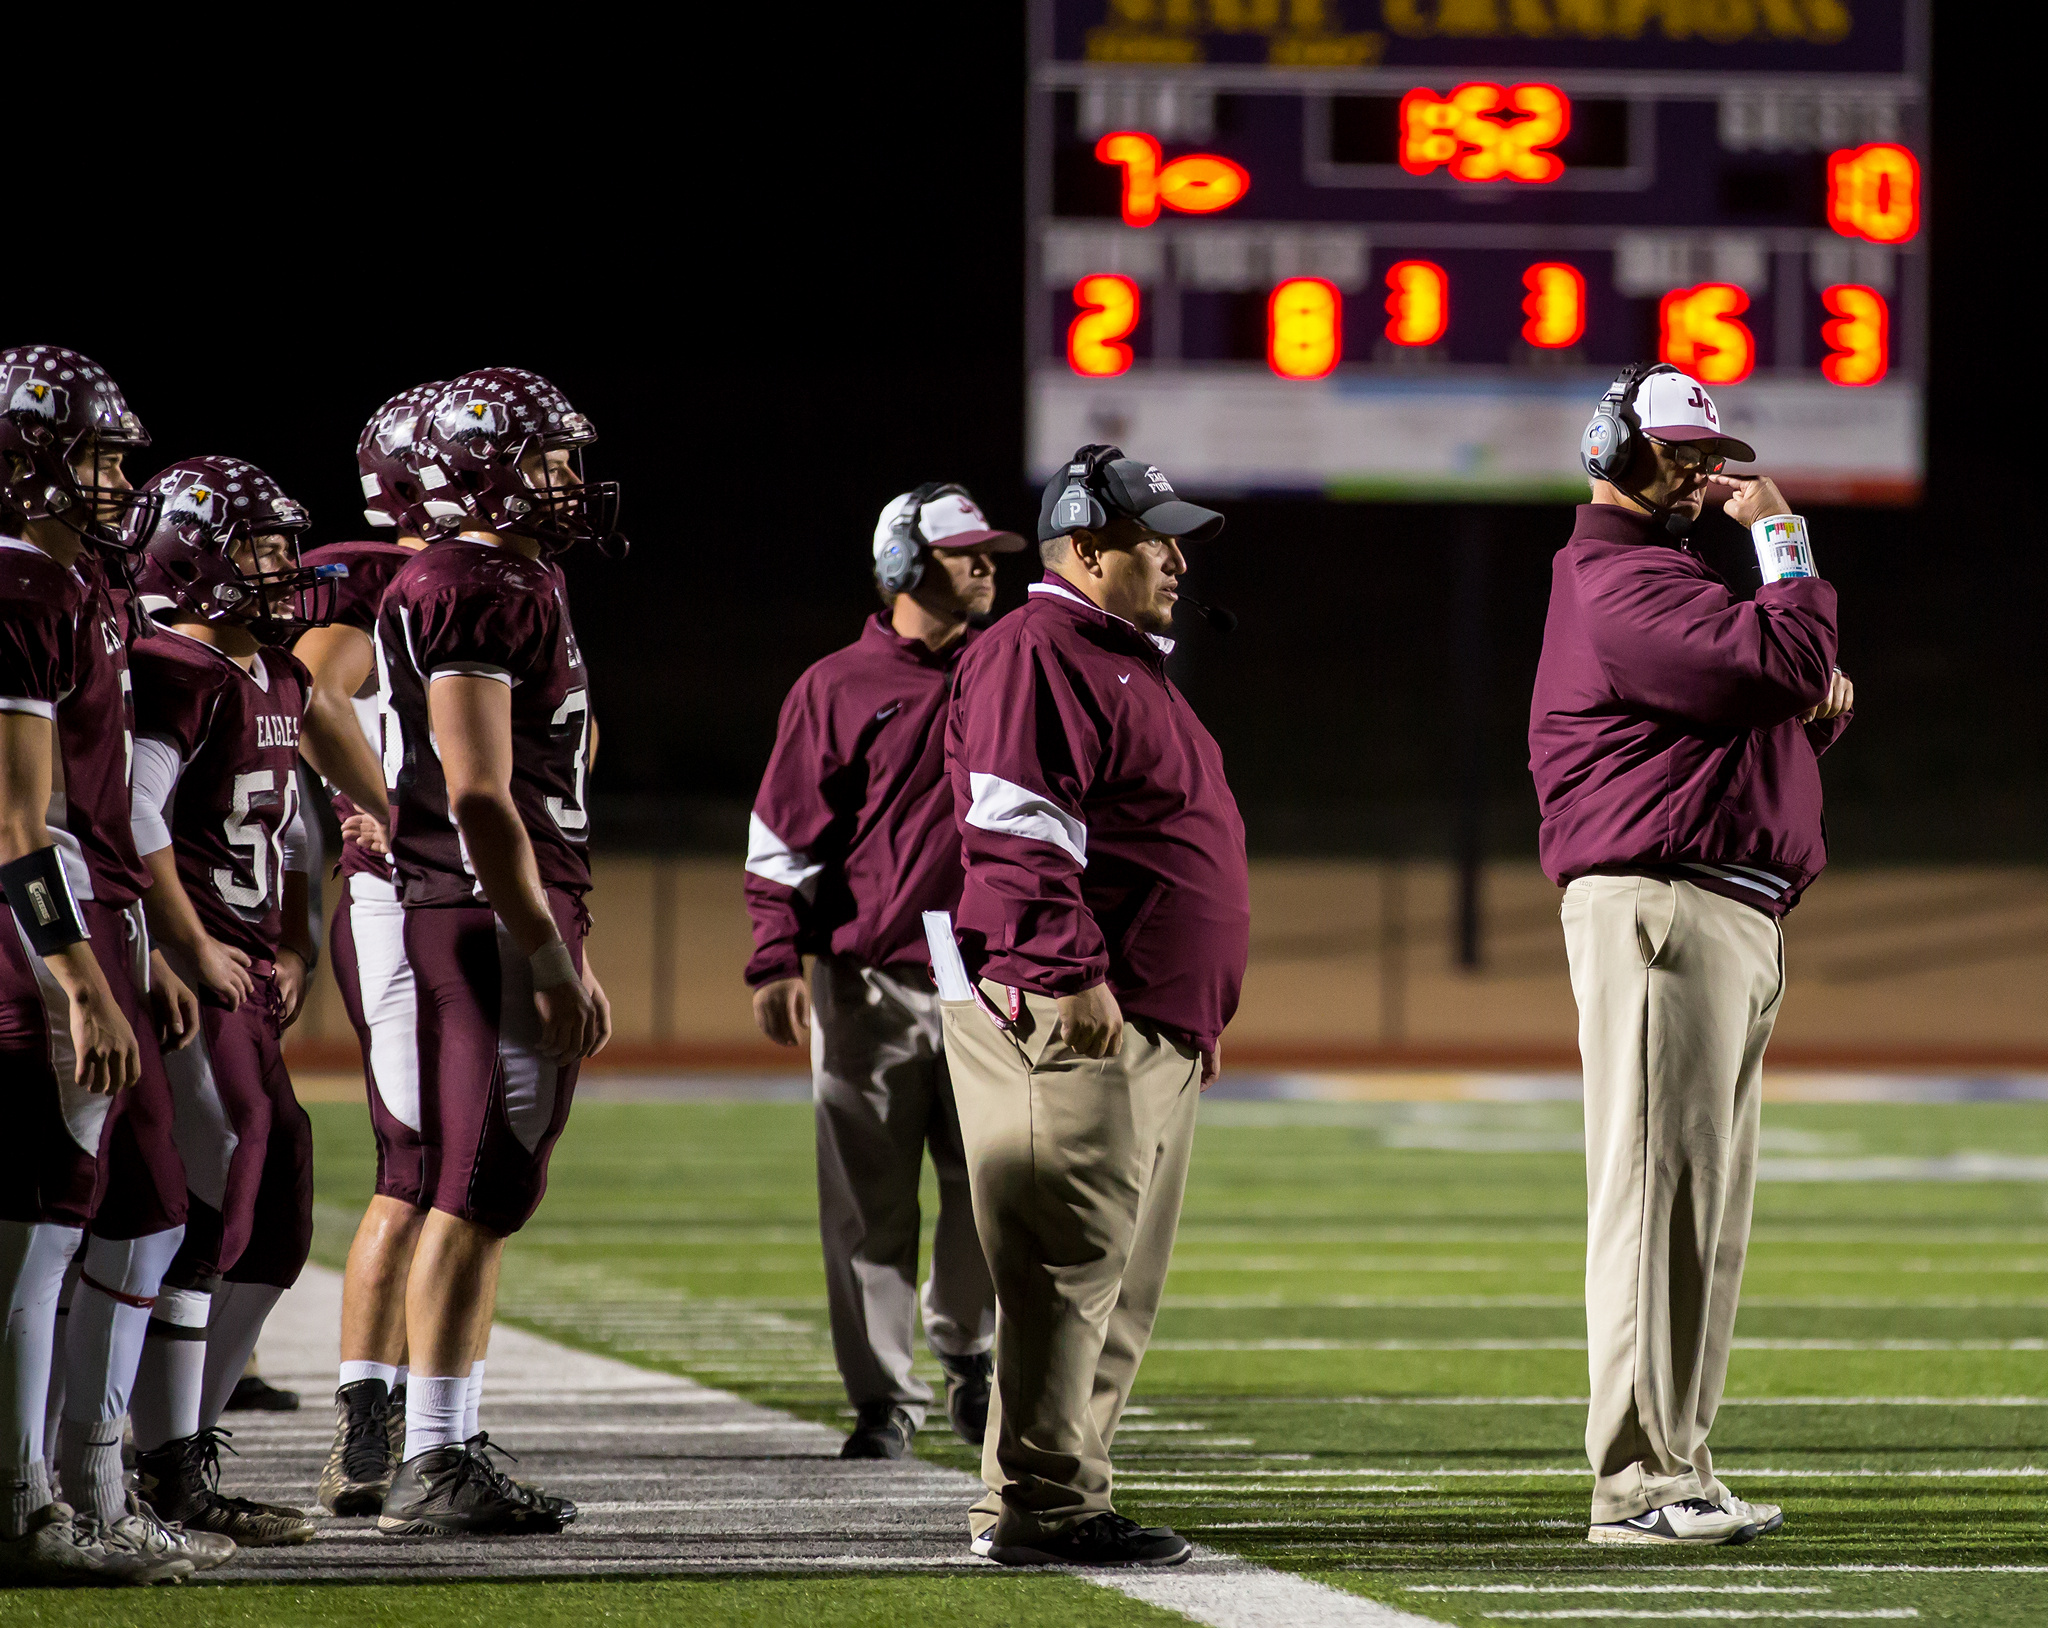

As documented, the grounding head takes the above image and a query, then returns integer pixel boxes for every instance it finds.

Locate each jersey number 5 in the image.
[216,769,295,913]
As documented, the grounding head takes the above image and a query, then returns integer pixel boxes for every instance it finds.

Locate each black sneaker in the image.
[989,1511,1193,1568]
[377,1444,564,1537]
[224,1374,300,1412]
[319,1379,395,1515]
[839,1402,916,1460]
[936,1351,993,1447]
[134,1428,315,1546]
[463,1433,578,1528]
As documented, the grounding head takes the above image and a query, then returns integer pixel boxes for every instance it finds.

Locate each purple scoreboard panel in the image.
[1028,1,1928,502]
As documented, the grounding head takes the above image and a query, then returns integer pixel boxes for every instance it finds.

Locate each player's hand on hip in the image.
[752,977,810,1048]
[70,984,141,1095]
[274,949,309,1029]
[1057,984,1124,1059]
[1710,472,1791,529]
[197,936,255,1009]
[1800,668,1854,723]
[149,950,201,1051]
[534,977,599,1065]
[1201,1040,1222,1091]
[584,959,614,1057]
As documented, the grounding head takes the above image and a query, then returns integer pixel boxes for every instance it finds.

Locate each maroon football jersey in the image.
[375,540,592,909]
[130,630,311,960]
[298,540,418,885]
[56,560,152,905]
[0,539,88,905]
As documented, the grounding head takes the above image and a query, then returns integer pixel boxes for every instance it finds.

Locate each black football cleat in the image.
[378,1444,565,1537]
[464,1433,578,1528]
[319,1378,396,1515]
[839,1402,916,1460]
[224,1374,300,1412]
[134,1428,315,1546]
[989,1511,1193,1568]
[936,1351,993,1447]
[386,1382,407,1467]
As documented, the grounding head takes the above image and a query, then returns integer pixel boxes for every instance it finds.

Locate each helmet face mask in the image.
[1,345,162,554]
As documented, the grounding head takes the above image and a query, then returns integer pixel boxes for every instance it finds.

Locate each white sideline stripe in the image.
[1555,1567,2048,1575]
[1150,1339,2045,1352]
[1480,1614,1916,1622]
[1120,1466,2044,1481]
[1102,1564,1450,1628]
[1220,1396,2048,1408]
[1410,1587,1830,1596]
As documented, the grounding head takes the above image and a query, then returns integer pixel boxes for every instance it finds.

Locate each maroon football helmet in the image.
[412,367,624,554]
[357,381,445,534]
[134,457,345,644]
[0,344,161,551]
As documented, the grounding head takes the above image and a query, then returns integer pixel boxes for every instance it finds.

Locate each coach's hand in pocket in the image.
[1057,983,1124,1059]
[752,977,811,1048]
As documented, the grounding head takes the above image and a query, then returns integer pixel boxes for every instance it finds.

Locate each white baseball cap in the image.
[872,485,1026,560]
[1636,368,1755,462]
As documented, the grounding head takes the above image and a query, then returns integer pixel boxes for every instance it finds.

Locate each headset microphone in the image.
[1181,594,1237,633]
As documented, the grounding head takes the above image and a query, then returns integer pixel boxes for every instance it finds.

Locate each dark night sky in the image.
[15,9,2037,858]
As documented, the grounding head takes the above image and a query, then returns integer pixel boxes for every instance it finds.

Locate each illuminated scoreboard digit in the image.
[1028,1,1928,502]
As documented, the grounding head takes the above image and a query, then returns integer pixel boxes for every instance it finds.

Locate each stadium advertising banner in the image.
[1027,1,1928,501]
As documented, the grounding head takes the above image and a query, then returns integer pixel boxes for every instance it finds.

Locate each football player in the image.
[0,345,228,1586]
[121,457,388,1548]
[297,384,440,1514]
[372,368,614,1537]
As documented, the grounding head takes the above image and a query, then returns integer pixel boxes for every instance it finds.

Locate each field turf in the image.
[10,1091,2043,1624]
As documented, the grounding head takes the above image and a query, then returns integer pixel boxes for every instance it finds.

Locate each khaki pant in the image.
[941,983,1200,1545]
[811,957,995,1426]
[1562,875,1784,1524]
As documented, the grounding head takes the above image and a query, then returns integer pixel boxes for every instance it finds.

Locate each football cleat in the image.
[386,1382,408,1466]
[377,1445,565,1537]
[937,1351,993,1448]
[970,1532,993,1559]
[839,1402,917,1460]
[319,1379,396,1515]
[1719,1491,1785,1535]
[463,1434,578,1528]
[0,1500,188,1587]
[988,1511,1193,1568]
[224,1374,300,1412]
[122,1494,235,1572]
[135,1428,315,1547]
[1588,1497,1759,1546]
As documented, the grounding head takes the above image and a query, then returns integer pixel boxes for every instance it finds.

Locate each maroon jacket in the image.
[946,576,1249,1052]
[745,614,975,987]
[1529,503,1851,917]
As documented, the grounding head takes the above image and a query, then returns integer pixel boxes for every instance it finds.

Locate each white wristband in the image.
[530,939,577,990]
[1751,513,1816,583]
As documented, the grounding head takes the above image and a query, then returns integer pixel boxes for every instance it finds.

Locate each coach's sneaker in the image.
[463,1434,578,1529]
[937,1351,993,1448]
[1588,1497,1759,1546]
[135,1429,316,1547]
[320,1379,396,1515]
[378,1445,564,1537]
[840,1401,917,1460]
[1719,1491,1784,1535]
[989,1511,1193,1568]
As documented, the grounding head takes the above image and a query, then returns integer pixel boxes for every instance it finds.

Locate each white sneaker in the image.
[1719,1491,1784,1534]
[0,1503,118,1585]
[1588,1496,1760,1546]
[127,1495,237,1571]
[76,1502,199,1584]
[970,1532,993,1558]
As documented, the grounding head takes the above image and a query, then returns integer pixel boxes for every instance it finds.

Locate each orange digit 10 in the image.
[1268,279,1341,380]
[1658,283,1754,385]
[1384,261,1448,347]
[1826,144,1919,244]
[1521,262,1585,348]
[1068,274,1139,377]
[1095,131,1249,228]
[1820,284,1888,386]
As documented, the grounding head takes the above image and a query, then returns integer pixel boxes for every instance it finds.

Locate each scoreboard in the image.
[1027,0,1928,501]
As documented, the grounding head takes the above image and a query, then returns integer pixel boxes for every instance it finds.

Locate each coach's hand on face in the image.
[1711,472,1793,530]
[753,977,810,1048]
[1057,983,1124,1059]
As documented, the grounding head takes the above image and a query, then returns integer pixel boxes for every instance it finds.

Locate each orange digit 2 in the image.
[1068,275,1140,378]
[1821,285,1888,386]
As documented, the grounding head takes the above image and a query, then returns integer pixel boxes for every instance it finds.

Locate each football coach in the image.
[1531,364,1854,1548]
[938,445,1248,1569]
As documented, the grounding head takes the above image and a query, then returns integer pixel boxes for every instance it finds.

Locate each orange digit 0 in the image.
[1385,261,1449,347]
[1068,274,1140,378]
[1820,284,1888,386]
[1658,283,1754,385]
[1827,143,1920,244]
[1157,153,1250,215]
[1268,278,1341,380]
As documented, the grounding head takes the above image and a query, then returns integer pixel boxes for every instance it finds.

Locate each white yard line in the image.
[1148,1339,2043,1352]
[1478,1613,1917,1622]
[1202,1396,2048,1407]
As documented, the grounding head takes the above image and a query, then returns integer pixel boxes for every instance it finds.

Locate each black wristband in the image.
[1,846,90,956]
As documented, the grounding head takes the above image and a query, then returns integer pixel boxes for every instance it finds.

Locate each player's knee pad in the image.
[143,1272,217,1345]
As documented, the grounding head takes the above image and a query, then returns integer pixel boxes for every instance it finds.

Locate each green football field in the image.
[8,1090,2044,1624]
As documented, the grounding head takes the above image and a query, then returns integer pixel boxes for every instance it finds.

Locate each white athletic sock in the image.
[1,1220,82,1536]
[463,1360,485,1440]
[199,1282,283,1432]
[394,1365,408,1389]
[61,1227,185,1523]
[129,1285,211,1451]
[403,1375,469,1460]
[339,1360,399,1392]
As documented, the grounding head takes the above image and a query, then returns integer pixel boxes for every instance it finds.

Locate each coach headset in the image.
[1580,361,1702,537]
[874,481,977,598]
[1047,444,1239,631]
